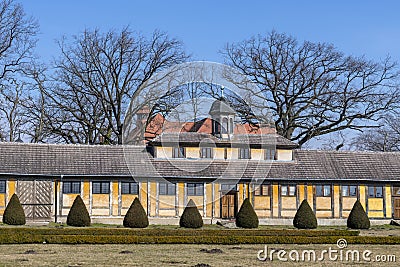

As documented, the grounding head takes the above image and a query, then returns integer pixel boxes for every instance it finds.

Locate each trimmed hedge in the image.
[0,228,359,237]
[293,199,317,229]
[67,195,91,227]
[179,199,203,228]
[0,233,398,245]
[235,198,259,228]
[123,197,149,228]
[347,200,370,229]
[2,194,26,225]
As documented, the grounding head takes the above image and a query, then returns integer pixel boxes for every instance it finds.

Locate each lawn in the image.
[0,243,398,266]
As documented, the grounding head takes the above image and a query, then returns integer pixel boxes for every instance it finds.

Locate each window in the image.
[342,185,358,197]
[281,185,296,196]
[230,118,234,134]
[239,147,251,159]
[159,182,176,195]
[63,181,81,194]
[0,180,6,193]
[200,147,213,158]
[393,186,400,196]
[316,185,331,197]
[121,182,139,194]
[265,148,276,160]
[368,186,383,198]
[221,184,237,192]
[92,182,110,194]
[254,185,270,196]
[173,147,185,158]
[187,183,204,196]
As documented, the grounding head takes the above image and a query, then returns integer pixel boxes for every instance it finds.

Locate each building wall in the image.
[0,179,396,223]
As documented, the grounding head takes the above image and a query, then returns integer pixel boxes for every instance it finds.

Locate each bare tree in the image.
[37,28,187,144]
[222,31,400,147]
[0,0,38,141]
[352,114,400,151]
[0,0,38,79]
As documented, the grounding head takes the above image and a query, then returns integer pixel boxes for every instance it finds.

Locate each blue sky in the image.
[22,0,400,64]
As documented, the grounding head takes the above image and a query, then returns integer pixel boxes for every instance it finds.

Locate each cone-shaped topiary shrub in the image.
[123,197,149,228]
[347,200,370,229]
[2,194,26,225]
[67,195,91,227]
[179,199,203,228]
[235,198,259,228]
[293,199,317,229]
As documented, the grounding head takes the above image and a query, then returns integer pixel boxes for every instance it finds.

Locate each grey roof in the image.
[0,142,400,182]
[208,98,236,115]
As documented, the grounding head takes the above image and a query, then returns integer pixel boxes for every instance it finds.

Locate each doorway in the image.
[394,198,400,219]
[220,191,237,219]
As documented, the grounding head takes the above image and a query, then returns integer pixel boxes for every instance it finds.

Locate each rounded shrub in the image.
[235,198,259,228]
[293,199,317,229]
[2,194,26,225]
[179,199,203,228]
[123,197,149,228]
[67,195,91,227]
[347,200,370,229]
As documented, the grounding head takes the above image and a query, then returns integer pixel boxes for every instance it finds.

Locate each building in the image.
[0,98,399,225]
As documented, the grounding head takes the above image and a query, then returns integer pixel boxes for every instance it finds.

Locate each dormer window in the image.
[265,148,276,160]
[239,147,251,159]
[200,147,213,158]
[173,147,185,158]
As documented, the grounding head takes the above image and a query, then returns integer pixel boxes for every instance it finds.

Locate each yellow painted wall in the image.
[307,185,314,210]
[63,194,79,207]
[359,185,366,210]
[238,183,244,207]
[227,148,238,159]
[214,183,220,217]
[178,183,185,215]
[251,149,263,160]
[316,197,332,210]
[281,210,296,217]
[139,181,148,214]
[188,196,204,216]
[186,147,200,158]
[272,184,279,216]
[8,180,15,200]
[156,146,172,158]
[298,184,305,201]
[368,211,384,218]
[112,181,119,216]
[254,196,271,218]
[214,148,225,159]
[368,198,384,211]
[281,196,297,210]
[92,194,109,208]
[159,195,175,209]
[316,210,333,218]
[333,185,340,218]
[82,181,90,207]
[206,183,213,217]
[276,149,292,161]
[121,194,137,215]
[342,197,357,211]
[150,182,157,216]
[385,185,391,218]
